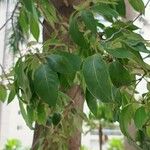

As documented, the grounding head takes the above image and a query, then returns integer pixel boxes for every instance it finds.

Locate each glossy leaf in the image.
[7,87,16,104]
[115,0,126,17]
[131,42,150,53]
[69,16,88,48]
[83,54,113,103]
[19,101,33,129]
[109,61,133,87]
[91,4,119,21]
[128,0,145,13]
[30,16,40,41]
[134,106,147,129]
[113,21,139,31]
[81,10,97,34]
[27,105,35,126]
[119,104,133,137]
[86,89,98,116]
[58,52,81,71]
[22,0,33,13]
[19,8,29,33]
[106,47,134,58]
[47,54,74,74]
[34,64,59,107]
[47,53,81,74]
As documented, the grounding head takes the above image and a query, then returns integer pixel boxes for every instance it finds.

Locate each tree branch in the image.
[0,2,19,31]
[103,0,150,43]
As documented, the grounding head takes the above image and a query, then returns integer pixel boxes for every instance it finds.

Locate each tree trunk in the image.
[124,121,137,150]
[124,1,138,149]
[32,1,84,150]
[99,124,103,150]
[67,85,84,150]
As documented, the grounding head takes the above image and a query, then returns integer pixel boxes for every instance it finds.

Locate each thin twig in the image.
[0,2,19,31]
[130,74,146,101]
[39,19,51,37]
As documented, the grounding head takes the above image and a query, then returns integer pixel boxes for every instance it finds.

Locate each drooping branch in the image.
[0,2,19,31]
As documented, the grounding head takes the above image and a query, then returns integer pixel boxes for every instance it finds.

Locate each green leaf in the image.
[19,8,29,33]
[86,89,98,116]
[37,103,47,125]
[47,53,81,74]
[115,0,126,17]
[131,42,150,53]
[22,0,33,13]
[112,87,123,105]
[91,4,119,21]
[30,16,40,41]
[37,0,58,28]
[81,10,97,34]
[146,126,150,137]
[109,61,133,87]
[106,47,134,58]
[14,59,32,102]
[147,82,150,91]
[52,112,61,126]
[134,106,147,129]
[119,104,133,137]
[0,84,7,102]
[27,105,35,126]
[47,54,74,74]
[128,0,145,13]
[103,41,135,59]
[83,54,113,103]
[69,16,88,48]
[113,21,139,31]
[7,87,16,104]
[58,52,81,71]
[19,101,33,129]
[34,64,59,107]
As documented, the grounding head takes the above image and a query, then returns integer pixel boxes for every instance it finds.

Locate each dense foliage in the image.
[0,0,150,149]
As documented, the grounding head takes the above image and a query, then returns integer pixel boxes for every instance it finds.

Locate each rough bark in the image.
[67,85,84,150]
[32,124,44,150]
[32,1,84,150]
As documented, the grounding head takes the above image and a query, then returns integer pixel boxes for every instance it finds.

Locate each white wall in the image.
[0,1,33,148]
